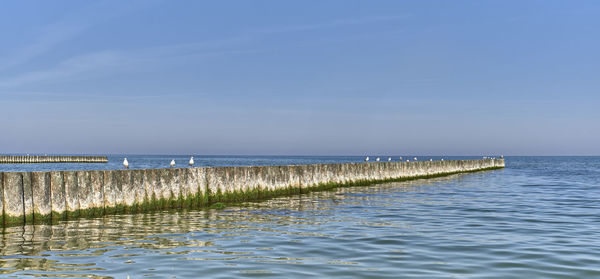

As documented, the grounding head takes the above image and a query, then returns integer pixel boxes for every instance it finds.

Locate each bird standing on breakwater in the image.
[388,157,392,162]
[414,157,418,161]
[123,158,129,169]
[376,157,380,162]
[170,159,176,168]
[189,156,194,166]
[365,156,369,162]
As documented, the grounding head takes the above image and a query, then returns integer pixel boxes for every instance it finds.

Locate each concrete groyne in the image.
[0,159,504,227]
[0,156,108,164]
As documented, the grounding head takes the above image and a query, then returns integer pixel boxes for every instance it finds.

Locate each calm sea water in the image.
[1,156,599,278]
[0,155,482,172]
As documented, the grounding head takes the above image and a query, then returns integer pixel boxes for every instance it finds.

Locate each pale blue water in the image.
[1,156,599,278]
[0,155,481,172]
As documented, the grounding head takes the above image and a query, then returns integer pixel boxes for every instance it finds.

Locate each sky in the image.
[1,0,599,156]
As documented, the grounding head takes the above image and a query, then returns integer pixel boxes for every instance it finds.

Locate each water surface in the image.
[0,155,480,172]
[1,156,599,278]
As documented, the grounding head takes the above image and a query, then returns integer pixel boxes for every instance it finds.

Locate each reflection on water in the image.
[1,157,600,278]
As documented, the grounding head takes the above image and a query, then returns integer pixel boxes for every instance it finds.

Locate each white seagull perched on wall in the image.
[376,157,380,162]
[123,158,129,169]
[189,156,194,166]
[399,157,403,160]
[170,159,176,168]
[365,156,370,162]
[414,157,418,161]
[430,159,433,161]
[406,159,410,162]
[388,157,392,162]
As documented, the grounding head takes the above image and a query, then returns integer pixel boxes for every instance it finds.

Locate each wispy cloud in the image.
[0,14,406,90]
[3,90,200,105]
[253,15,407,34]
[132,14,407,58]
[0,0,158,72]
[0,47,254,89]
[0,51,124,88]
[0,23,87,72]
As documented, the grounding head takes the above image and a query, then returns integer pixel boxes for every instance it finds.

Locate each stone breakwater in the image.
[0,156,108,164]
[0,159,504,227]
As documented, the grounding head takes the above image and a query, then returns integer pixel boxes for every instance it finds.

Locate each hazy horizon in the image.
[1,153,597,157]
[2,1,599,156]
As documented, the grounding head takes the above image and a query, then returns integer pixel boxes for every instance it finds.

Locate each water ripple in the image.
[1,157,599,278]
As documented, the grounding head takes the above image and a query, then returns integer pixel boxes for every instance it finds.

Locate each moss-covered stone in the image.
[66,210,79,220]
[32,213,52,224]
[4,215,24,226]
[51,210,66,222]
[210,202,226,209]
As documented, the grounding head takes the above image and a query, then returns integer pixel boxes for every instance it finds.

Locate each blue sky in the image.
[1,0,599,155]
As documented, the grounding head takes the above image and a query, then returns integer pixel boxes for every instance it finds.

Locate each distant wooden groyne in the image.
[0,159,504,227]
[0,155,108,164]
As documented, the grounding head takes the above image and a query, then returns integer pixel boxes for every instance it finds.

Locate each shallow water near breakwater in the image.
[1,157,599,278]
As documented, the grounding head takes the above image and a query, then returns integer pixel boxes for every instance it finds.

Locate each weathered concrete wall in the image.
[0,159,504,226]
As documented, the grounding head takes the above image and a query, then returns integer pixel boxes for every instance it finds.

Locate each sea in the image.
[0,156,599,278]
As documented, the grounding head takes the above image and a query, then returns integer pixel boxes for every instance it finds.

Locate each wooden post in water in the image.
[0,155,108,164]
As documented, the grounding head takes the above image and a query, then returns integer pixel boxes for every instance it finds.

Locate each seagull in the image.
[414,157,418,161]
[399,157,403,160]
[406,159,410,162]
[189,156,194,166]
[429,159,433,161]
[365,156,370,162]
[441,158,444,161]
[376,157,380,162]
[170,159,176,168]
[123,158,129,169]
[500,155,504,159]
[388,157,392,162]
